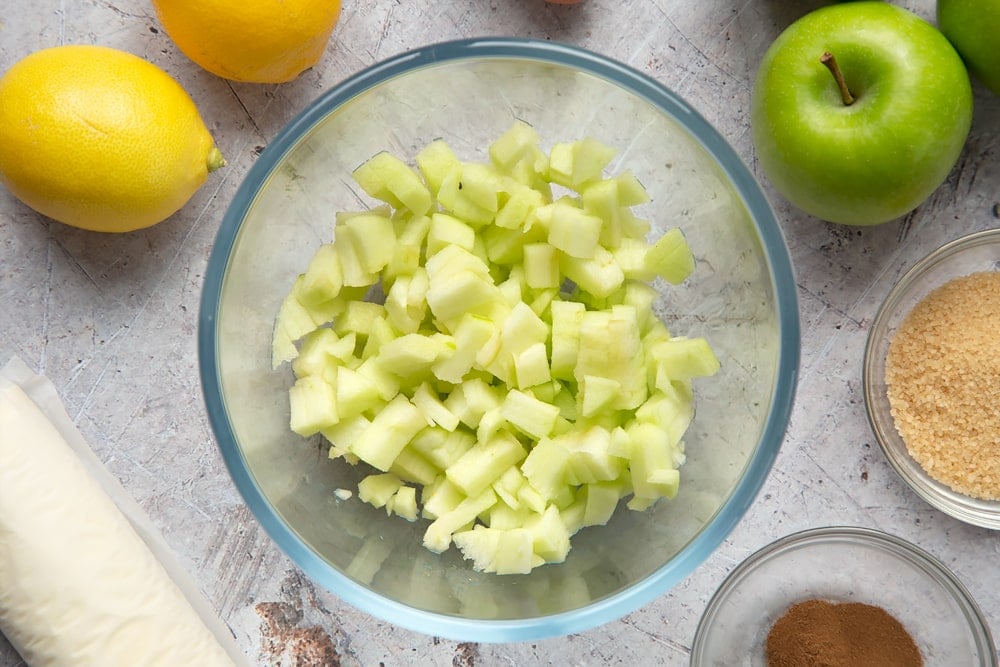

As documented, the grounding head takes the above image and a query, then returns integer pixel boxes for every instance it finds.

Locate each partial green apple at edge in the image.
[750,1,973,226]
[938,0,1000,96]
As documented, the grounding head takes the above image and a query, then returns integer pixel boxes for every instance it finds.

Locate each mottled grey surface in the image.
[2,1,999,665]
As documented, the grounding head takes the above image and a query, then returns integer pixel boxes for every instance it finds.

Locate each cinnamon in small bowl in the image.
[690,526,995,667]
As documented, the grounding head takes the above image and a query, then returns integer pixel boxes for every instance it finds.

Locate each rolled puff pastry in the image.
[0,379,236,667]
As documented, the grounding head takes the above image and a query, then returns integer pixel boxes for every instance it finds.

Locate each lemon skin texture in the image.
[151,0,342,84]
[0,45,224,233]
[751,2,972,226]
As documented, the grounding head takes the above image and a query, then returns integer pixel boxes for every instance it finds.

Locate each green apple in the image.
[938,0,1000,96]
[751,1,973,226]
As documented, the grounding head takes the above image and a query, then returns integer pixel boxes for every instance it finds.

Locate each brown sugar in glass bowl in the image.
[864,228,1000,529]
[885,272,1000,500]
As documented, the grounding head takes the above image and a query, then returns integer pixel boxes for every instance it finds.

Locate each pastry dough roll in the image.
[0,378,236,667]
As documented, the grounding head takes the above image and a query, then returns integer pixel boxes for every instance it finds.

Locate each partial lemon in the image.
[151,0,342,84]
[0,45,225,233]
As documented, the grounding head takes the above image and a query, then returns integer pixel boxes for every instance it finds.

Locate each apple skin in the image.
[938,0,1000,96]
[751,2,973,226]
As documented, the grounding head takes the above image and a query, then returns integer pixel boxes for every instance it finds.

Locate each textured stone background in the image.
[2,1,998,665]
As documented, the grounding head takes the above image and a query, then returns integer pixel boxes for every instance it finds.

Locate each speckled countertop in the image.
[2,1,999,665]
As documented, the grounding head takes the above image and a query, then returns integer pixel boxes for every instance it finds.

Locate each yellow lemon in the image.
[152,0,342,84]
[0,45,225,233]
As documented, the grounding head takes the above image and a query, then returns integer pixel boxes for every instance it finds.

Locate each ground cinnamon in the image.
[765,599,923,667]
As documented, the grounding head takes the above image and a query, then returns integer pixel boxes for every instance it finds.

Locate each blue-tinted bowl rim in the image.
[198,36,800,642]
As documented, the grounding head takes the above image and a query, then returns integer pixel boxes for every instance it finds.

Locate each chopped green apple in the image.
[272,124,721,575]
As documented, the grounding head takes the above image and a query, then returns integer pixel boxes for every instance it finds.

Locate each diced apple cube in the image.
[353,151,433,216]
[377,332,455,381]
[549,300,586,381]
[288,374,338,437]
[416,139,461,196]
[562,426,624,485]
[488,120,541,170]
[432,314,498,384]
[645,228,696,285]
[580,178,624,248]
[387,484,419,521]
[614,170,650,206]
[298,243,344,306]
[522,242,560,289]
[491,466,526,510]
[613,237,654,281]
[520,437,570,500]
[456,162,505,214]
[428,213,476,256]
[334,365,381,420]
[355,356,401,401]
[582,481,624,527]
[388,446,439,486]
[426,269,501,324]
[547,137,617,188]
[651,336,722,379]
[410,428,476,471]
[525,504,571,564]
[333,300,385,339]
[321,413,370,460]
[514,342,551,390]
[342,212,397,275]
[358,472,404,508]
[624,421,680,502]
[574,306,647,411]
[579,374,620,419]
[495,185,546,230]
[292,328,355,380]
[411,381,460,431]
[501,389,560,440]
[420,476,464,520]
[560,245,625,298]
[334,222,378,287]
[423,488,497,553]
[453,525,536,575]
[350,394,426,471]
[487,502,530,530]
[383,267,429,335]
[500,302,549,358]
[272,280,319,368]
[446,431,526,497]
[437,165,494,226]
[547,200,604,259]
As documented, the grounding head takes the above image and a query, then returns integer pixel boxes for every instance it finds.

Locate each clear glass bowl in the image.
[198,38,799,642]
[691,526,997,666]
[864,228,1000,529]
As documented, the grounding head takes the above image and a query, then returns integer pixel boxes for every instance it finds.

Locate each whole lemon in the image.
[0,45,225,233]
[151,0,342,84]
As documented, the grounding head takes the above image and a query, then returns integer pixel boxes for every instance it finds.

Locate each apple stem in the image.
[820,52,855,106]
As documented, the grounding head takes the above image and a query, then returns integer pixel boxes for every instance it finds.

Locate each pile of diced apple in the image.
[271,121,720,575]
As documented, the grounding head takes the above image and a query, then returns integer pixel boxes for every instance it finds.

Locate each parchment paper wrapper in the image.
[0,356,251,667]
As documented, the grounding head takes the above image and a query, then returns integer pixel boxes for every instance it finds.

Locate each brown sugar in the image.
[885,271,1000,500]
[765,599,923,667]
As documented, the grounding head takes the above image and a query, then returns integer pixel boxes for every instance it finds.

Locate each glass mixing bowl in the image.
[691,526,996,666]
[198,38,799,641]
[864,228,1000,529]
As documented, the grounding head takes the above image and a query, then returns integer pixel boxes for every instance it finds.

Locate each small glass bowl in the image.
[690,526,996,666]
[863,228,1000,529]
